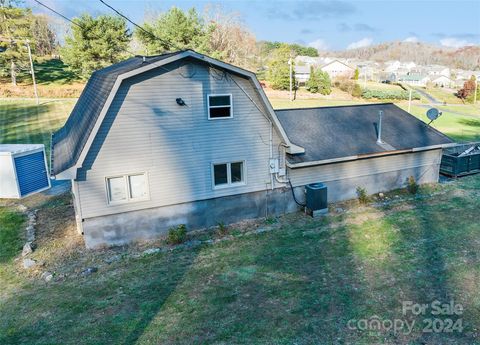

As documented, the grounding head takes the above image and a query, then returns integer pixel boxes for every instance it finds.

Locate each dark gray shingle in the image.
[275,103,453,164]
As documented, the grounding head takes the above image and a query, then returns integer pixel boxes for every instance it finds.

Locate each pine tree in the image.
[0,4,34,85]
[61,14,131,78]
[266,45,294,90]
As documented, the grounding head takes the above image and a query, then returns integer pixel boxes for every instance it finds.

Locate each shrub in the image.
[352,83,362,98]
[217,222,228,236]
[361,89,420,100]
[356,186,368,204]
[166,224,187,244]
[407,176,419,194]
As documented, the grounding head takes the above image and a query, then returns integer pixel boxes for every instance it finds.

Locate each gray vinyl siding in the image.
[76,60,282,219]
[289,150,442,187]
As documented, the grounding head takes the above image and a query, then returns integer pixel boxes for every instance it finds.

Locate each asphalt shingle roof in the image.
[275,103,453,164]
[51,51,182,175]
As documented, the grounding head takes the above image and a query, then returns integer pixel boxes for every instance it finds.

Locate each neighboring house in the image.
[294,65,311,84]
[320,59,355,79]
[398,74,431,87]
[384,60,401,73]
[51,50,454,248]
[428,65,450,78]
[431,75,455,88]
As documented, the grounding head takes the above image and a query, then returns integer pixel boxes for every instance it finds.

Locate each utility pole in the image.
[288,57,293,102]
[408,88,412,113]
[26,40,39,105]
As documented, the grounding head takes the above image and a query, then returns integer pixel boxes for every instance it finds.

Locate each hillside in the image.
[331,41,480,70]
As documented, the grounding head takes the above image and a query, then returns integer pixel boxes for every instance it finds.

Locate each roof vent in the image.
[142,56,146,63]
[376,110,384,144]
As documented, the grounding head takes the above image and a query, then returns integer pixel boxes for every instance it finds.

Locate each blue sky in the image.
[28,0,480,50]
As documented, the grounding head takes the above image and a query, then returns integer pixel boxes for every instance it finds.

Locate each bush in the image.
[407,176,419,194]
[216,222,228,236]
[361,89,420,100]
[356,186,368,204]
[352,83,362,98]
[166,224,187,244]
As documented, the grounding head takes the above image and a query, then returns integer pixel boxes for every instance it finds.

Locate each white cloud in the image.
[403,36,419,43]
[308,39,329,51]
[440,37,475,48]
[346,37,373,50]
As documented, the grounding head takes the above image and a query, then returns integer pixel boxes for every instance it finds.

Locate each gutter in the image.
[286,143,457,169]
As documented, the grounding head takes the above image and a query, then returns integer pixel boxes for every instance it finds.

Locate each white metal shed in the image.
[0,144,50,199]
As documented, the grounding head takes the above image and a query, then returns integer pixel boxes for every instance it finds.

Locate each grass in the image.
[424,87,463,105]
[0,176,479,344]
[0,99,75,160]
[0,208,25,263]
[362,81,405,91]
[397,103,480,142]
[15,59,81,86]
[269,98,366,109]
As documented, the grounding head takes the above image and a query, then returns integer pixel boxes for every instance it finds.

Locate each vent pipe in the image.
[377,110,384,144]
[142,56,146,62]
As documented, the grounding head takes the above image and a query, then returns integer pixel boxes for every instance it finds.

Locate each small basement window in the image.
[208,94,232,119]
[212,161,245,188]
[106,173,149,204]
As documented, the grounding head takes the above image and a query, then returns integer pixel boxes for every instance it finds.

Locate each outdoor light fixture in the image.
[176,98,186,106]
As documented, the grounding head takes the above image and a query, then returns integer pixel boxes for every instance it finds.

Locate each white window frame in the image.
[211,161,246,189]
[105,172,150,205]
[207,94,233,120]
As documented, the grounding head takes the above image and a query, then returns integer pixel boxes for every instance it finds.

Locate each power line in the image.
[32,0,137,56]
[98,0,180,51]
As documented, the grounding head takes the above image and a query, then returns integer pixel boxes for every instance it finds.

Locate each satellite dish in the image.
[426,108,442,124]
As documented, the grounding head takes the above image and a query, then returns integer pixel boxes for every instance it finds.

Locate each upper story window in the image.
[106,172,149,204]
[208,94,232,119]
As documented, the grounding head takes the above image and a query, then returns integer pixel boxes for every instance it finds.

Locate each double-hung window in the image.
[106,173,148,204]
[208,94,232,119]
[212,161,245,188]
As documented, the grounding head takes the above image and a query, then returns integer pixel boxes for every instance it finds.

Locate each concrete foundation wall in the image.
[82,150,442,248]
[83,187,300,248]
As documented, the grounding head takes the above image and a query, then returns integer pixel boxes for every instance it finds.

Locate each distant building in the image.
[294,65,311,85]
[431,75,455,88]
[427,65,450,78]
[398,74,430,87]
[320,59,355,79]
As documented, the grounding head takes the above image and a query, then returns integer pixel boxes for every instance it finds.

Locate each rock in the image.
[22,242,33,256]
[23,258,36,269]
[17,205,28,213]
[81,267,98,276]
[41,271,53,282]
[335,207,344,213]
[143,248,161,255]
[379,193,385,198]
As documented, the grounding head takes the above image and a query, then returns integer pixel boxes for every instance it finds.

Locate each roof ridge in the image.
[275,102,394,112]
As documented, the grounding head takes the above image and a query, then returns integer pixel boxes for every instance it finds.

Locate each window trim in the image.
[105,172,150,205]
[211,160,246,190]
[207,93,233,120]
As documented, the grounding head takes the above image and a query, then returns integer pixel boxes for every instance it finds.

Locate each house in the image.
[294,65,311,84]
[431,75,455,88]
[427,65,450,78]
[398,74,431,87]
[320,59,355,79]
[51,50,454,248]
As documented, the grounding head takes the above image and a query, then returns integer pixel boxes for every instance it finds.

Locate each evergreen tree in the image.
[266,45,294,90]
[353,68,359,80]
[317,70,332,95]
[135,7,210,54]
[0,4,33,85]
[305,66,319,93]
[61,14,131,78]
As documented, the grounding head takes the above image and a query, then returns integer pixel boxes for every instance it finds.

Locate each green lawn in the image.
[17,59,81,85]
[397,103,480,142]
[425,87,463,105]
[269,98,366,109]
[0,176,479,344]
[0,99,75,159]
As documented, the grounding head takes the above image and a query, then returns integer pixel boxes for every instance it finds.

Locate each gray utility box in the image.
[305,182,328,217]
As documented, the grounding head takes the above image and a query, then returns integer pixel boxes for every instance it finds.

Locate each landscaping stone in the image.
[41,271,53,282]
[143,248,161,255]
[335,207,345,213]
[22,242,34,256]
[81,267,98,276]
[23,258,36,269]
